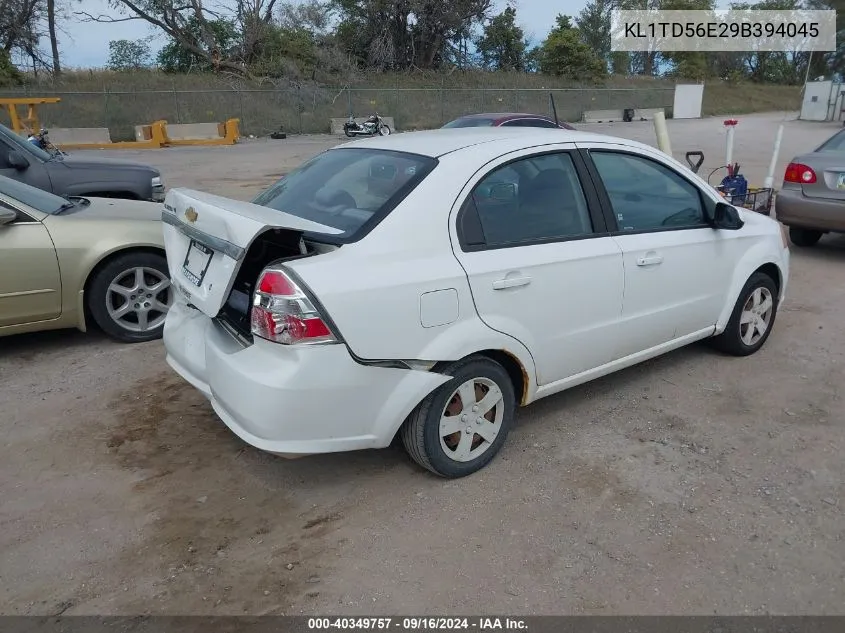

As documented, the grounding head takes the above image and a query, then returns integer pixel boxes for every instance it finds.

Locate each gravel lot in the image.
[2,112,843,616]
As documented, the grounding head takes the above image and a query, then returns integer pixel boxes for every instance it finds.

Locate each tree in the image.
[332,0,492,71]
[576,0,613,71]
[538,15,606,80]
[78,0,278,76]
[0,48,22,85]
[156,18,238,73]
[46,0,59,74]
[107,38,152,71]
[1,0,51,71]
[475,6,528,71]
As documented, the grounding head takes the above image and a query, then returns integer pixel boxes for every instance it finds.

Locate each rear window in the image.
[442,117,496,128]
[816,129,845,152]
[251,148,436,241]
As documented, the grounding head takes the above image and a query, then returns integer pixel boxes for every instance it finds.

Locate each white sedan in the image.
[161,128,790,478]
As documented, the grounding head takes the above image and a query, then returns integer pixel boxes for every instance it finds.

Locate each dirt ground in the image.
[1,112,843,616]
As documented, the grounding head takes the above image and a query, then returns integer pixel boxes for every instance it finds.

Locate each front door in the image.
[0,136,53,192]
[450,147,624,386]
[583,145,737,360]
[0,203,61,327]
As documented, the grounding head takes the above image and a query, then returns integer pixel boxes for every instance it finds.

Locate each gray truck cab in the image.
[0,123,165,202]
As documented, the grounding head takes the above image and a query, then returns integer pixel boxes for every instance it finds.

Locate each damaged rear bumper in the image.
[163,300,449,456]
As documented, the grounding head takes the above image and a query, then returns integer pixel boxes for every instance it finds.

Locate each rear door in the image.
[580,144,737,359]
[450,145,624,386]
[0,200,61,327]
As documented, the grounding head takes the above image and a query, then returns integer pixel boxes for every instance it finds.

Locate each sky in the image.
[44,0,586,69]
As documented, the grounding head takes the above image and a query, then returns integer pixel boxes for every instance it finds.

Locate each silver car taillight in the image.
[250,268,337,345]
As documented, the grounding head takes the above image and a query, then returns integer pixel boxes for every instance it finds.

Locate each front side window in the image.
[468,152,593,246]
[252,148,436,240]
[590,151,705,232]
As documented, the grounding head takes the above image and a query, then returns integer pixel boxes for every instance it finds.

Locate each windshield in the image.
[0,174,71,214]
[251,148,437,240]
[0,123,53,162]
[816,129,845,153]
[442,117,496,128]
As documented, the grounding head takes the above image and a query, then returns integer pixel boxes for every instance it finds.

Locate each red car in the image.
[442,112,575,130]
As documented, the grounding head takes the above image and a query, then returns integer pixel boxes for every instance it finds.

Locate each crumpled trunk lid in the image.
[161,188,342,318]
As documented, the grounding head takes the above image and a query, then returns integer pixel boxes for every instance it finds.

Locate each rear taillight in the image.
[250,268,337,345]
[784,162,817,184]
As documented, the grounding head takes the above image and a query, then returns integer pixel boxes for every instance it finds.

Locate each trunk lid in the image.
[161,188,342,318]
[797,152,845,201]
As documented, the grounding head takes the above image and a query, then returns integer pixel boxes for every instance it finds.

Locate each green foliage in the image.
[576,0,613,69]
[538,15,607,80]
[0,48,22,86]
[156,18,238,73]
[107,38,153,71]
[475,7,529,71]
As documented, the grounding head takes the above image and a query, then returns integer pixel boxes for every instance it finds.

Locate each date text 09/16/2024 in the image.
[307,618,528,630]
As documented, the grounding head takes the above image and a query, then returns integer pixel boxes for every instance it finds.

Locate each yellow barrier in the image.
[1,97,62,134]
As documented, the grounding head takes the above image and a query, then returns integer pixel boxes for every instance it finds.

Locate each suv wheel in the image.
[789,227,822,247]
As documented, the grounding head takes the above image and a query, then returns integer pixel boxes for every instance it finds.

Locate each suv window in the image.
[590,151,705,232]
[251,148,437,241]
[469,152,593,246]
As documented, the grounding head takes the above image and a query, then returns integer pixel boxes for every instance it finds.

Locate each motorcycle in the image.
[27,128,68,157]
[343,112,391,138]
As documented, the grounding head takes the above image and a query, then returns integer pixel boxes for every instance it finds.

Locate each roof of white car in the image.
[337,127,650,158]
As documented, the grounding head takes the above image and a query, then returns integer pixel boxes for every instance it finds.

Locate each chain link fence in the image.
[0,86,675,140]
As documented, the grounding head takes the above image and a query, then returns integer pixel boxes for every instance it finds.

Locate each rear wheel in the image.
[401,356,515,478]
[711,272,778,357]
[789,227,822,247]
[87,251,173,343]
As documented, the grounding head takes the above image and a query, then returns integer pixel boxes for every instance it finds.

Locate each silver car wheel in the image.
[438,377,505,463]
[739,286,774,346]
[106,266,172,333]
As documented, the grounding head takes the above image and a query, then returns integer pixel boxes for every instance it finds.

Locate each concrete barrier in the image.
[582,109,626,123]
[582,108,666,123]
[165,122,226,141]
[49,127,112,145]
[330,116,396,135]
[60,120,169,150]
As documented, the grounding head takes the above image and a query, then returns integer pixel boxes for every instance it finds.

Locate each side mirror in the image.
[713,201,744,230]
[0,207,17,226]
[7,151,29,171]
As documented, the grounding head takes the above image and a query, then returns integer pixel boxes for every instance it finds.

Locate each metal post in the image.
[103,84,109,131]
[173,82,181,124]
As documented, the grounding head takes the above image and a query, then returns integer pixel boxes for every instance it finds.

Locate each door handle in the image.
[636,255,663,266]
[492,276,531,290]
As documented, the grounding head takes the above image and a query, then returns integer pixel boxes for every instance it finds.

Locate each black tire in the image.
[378,125,391,136]
[789,227,822,247]
[400,355,516,478]
[87,251,173,343]
[710,271,779,357]
[344,128,355,138]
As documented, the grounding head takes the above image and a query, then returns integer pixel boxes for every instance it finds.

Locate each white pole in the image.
[763,124,784,190]
[653,110,672,157]
[725,125,735,167]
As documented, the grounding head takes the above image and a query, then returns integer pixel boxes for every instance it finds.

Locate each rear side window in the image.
[468,152,593,246]
[252,148,436,241]
[501,118,558,128]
